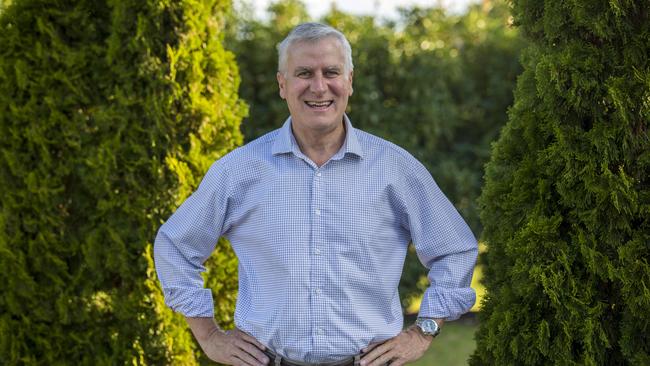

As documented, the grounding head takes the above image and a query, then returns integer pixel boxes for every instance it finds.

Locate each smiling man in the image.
[154,23,478,366]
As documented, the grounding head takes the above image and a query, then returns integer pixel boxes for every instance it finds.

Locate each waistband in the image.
[263,349,361,366]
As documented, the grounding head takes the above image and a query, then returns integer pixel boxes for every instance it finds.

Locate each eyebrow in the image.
[294,67,312,74]
[293,66,343,76]
[324,66,342,72]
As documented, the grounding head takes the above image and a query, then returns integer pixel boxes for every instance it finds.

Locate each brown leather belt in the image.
[263,349,361,366]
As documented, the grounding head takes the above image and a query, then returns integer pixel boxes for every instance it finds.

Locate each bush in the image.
[0,0,245,363]
[472,1,649,364]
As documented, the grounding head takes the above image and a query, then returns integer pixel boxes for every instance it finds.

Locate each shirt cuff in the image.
[418,286,476,321]
[163,287,215,318]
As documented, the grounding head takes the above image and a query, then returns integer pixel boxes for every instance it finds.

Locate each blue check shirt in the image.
[154,115,478,363]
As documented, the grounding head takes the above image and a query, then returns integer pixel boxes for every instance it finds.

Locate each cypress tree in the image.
[472,1,649,365]
[0,0,244,364]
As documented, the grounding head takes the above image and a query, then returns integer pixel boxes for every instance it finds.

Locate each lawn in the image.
[410,317,478,366]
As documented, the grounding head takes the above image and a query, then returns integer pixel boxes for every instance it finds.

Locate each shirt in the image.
[154,115,478,363]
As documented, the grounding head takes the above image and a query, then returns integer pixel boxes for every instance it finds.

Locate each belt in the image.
[263,349,361,366]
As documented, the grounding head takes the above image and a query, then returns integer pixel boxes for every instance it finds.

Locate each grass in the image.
[409,316,478,366]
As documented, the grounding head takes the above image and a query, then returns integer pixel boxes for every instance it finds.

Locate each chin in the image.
[311,115,343,129]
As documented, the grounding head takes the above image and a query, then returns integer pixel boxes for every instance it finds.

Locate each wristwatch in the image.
[415,318,440,338]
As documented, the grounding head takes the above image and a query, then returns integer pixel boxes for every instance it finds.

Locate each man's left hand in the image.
[359,325,434,366]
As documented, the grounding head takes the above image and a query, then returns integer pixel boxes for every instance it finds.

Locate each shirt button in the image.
[314,248,322,255]
[317,328,325,335]
[315,288,322,295]
[315,209,321,216]
[316,172,322,177]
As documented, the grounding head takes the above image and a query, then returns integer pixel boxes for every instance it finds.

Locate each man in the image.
[154,23,478,366]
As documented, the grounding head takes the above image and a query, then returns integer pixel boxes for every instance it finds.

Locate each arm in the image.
[153,162,230,318]
[362,158,477,366]
[405,159,478,321]
[154,161,268,365]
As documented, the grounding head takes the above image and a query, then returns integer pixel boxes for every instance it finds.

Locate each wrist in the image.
[408,324,433,340]
[185,316,222,343]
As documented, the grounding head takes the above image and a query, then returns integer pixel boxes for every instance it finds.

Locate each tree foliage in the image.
[472,0,649,364]
[0,0,244,364]
[227,0,524,310]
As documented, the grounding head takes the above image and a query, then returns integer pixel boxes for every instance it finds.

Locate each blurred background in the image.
[3,0,646,364]
[0,0,524,364]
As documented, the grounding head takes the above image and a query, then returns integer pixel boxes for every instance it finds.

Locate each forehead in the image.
[286,37,345,68]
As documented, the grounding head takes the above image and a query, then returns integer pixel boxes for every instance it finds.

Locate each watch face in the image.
[422,320,435,332]
[418,319,439,336]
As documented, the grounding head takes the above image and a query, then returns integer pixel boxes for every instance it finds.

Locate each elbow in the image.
[470,241,479,263]
[153,226,165,264]
[153,226,172,279]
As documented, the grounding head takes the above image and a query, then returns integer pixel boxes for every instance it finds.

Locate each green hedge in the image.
[0,0,245,364]
[472,1,649,365]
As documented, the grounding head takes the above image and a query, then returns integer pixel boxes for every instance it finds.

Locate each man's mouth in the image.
[305,100,333,108]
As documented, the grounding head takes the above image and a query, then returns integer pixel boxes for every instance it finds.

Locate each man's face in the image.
[277,37,353,135]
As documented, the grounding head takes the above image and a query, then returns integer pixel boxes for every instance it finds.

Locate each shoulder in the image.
[354,128,430,177]
[209,128,280,171]
[201,128,281,186]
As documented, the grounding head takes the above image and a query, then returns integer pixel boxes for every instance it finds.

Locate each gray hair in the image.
[277,22,354,76]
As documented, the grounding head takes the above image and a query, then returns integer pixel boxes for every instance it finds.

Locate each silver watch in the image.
[415,318,440,337]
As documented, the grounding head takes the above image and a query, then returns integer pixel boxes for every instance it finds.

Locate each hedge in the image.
[472,1,649,365]
[0,0,245,363]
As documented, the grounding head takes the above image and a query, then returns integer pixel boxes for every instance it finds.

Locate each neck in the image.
[291,118,346,167]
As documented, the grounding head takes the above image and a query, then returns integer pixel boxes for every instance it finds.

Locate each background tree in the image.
[230,0,310,141]
[227,0,524,311]
[472,0,649,364]
[0,0,245,364]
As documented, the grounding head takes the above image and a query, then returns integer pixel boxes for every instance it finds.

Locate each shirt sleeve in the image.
[400,158,478,321]
[153,159,232,318]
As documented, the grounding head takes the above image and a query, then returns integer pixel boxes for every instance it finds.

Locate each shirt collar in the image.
[271,114,364,159]
[271,116,295,155]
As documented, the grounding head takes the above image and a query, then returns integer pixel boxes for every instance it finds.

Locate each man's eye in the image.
[325,71,340,77]
[297,71,311,78]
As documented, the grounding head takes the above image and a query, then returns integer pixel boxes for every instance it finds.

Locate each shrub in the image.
[0,0,245,363]
[472,1,649,364]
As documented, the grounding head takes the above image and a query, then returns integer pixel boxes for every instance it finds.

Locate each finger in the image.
[233,351,264,366]
[362,341,382,353]
[236,329,267,350]
[230,357,246,366]
[236,340,270,365]
[367,351,394,366]
[361,342,391,366]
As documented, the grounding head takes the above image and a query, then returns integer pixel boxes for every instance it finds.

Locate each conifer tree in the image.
[0,0,244,363]
[472,1,649,364]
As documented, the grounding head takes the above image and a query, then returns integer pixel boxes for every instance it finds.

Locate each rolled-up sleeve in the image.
[153,160,231,318]
[401,159,478,321]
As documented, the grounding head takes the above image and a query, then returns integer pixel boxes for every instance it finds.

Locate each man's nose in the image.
[310,74,327,94]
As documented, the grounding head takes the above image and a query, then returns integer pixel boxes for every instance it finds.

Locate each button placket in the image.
[310,167,326,345]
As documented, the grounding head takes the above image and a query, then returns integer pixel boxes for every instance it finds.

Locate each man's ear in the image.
[277,72,286,99]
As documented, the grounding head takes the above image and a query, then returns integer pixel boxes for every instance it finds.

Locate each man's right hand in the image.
[186,317,270,366]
